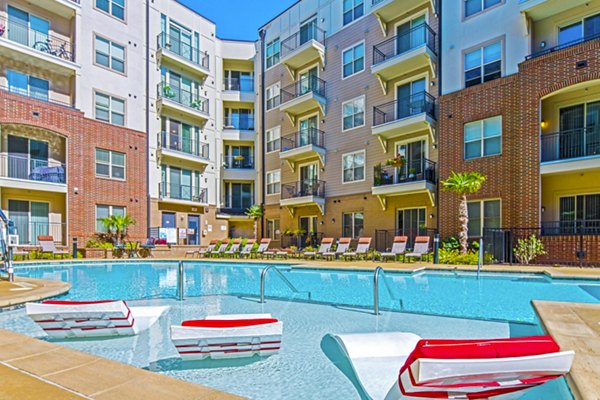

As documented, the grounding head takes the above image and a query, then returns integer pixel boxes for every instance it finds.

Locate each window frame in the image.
[463,39,503,89]
[94,0,126,22]
[94,91,126,126]
[266,38,281,69]
[342,211,364,239]
[266,126,281,153]
[464,115,502,160]
[342,95,366,131]
[343,0,365,26]
[266,170,281,195]
[341,41,365,79]
[267,219,281,240]
[95,148,126,180]
[467,199,501,237]
[95,204,126,233]
[94,34,127,74]
[266,82,280,111]
[463,0,504,20]
[342,150,366,184]
[7,70,50,101]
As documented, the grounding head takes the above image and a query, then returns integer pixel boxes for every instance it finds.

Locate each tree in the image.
[245,204,264,239]
[100,214,136,245]
[441,171,487,254]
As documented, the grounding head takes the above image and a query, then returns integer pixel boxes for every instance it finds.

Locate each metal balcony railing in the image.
[0,15,74,61]
[281,24,326,58]
[280,128,325,151]
[373,22,437,66]
[0,153,66,184]
[223,76,254,92]
[541,127,600,162]
[157,32,209,70]
[373,92,436,126]
[223,154,255,169]
[223,115,255,131]
[0,84,74,108]
[157,82,209,115]
[541,220,600,236]
[373,158,437,187]
[372,0,389,6]
[526,33,600,60]
[280,75,326,104]
[158,132,209,159]
[281,180,325,200]
[159,182,207,203]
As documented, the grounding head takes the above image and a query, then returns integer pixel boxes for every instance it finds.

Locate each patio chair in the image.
[198,240,218,258]
[248,238,271,258]
[238,239,256,258]
[323,238,351,261]
[303,237,334,259]
[210,239,230,258]
[224,239,242,258]
[343,237,372,261]
[379,236,408,262]
[404,236,431,262]
[37,236,69,259]
[139,238,156,258]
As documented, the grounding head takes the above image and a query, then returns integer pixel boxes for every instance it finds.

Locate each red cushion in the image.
[43,300,118,305]
[182,318,279,328]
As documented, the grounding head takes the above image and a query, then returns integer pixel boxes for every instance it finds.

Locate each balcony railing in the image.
[280,75,326,104]
[159,182,207,203]
[541,220,600,236]
[223,76,254,92]
[0,153,66,184]
[527,33,600,60]
[372,0,387,5]
[280,128,325,151]
[541,128,600,163]
[373,23,437,66]
[157,82,209,115]
[373,158,437,187]
[13,222,67,246]
[223,115,255,130]
[373,92,436,127]
[223,154,255,169]
[221,195,255,215]
[281,179,325,200]
[281,25,326,58]
[158,132,209,159]
[0,15,74,62]
[157,32,209,70]
[0,84,74,108]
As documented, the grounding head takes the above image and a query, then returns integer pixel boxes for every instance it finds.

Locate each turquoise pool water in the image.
[1,261,595,399]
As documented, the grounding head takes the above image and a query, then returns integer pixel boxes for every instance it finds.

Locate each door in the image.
[168,119,181,151]
[397,208,426,245]
[396,15,426,55]
[8,6,29,46]
[8,200,29,245]
[299,164,318,196]
[7,135,28,179]
[299,17,317,45]
[559,104,585,159]
[396,140,425,181]
[181,169,192,200]
[30,202,49,243]
[29,139,49,175]
[586,101,600,156]
[299,216,318,248]
[188,215,200,245]
[396,78,426,119]
[169,167,181,199]
[162,212,176,228]
[299,67,318,96]
[299,116,318,146]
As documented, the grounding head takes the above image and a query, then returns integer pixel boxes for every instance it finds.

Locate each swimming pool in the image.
[2,261,595,399]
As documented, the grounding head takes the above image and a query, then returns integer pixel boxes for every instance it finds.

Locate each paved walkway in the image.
[0,277,70,308]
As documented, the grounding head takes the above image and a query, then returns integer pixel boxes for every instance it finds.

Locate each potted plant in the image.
[408,167,417,180]
[162,85,175,98]
[191,99,203,109]
[386,154,406,168]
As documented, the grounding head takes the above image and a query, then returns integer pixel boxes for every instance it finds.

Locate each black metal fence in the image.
[526,33,600,60]
[223,154,255,169]
[281,25,326,58]
[541,128,600,162]
[280,128,325,151]
[281,180,326,200]
[373,92,436,126]
[373,22,437,66]
[281,75,326,103]
[281,232,324,250]
[158,132,209,159]
[157,82,209,115]
[373,159,437,187]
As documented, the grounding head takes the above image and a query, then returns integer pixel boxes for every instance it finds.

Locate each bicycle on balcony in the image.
[33,39,71,61]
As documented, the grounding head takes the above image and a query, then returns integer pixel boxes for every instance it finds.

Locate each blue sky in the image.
[177,0,299,41]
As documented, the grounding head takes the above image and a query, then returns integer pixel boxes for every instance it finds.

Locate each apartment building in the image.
[257,0,440,249]
[439,0,600,263]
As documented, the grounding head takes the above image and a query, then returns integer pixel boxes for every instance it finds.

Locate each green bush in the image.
[85,240,114,249]
[514,235,546,265]
[439,248,494,265]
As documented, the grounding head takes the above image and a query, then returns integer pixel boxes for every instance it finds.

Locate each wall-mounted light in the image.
[540,120,548,129]
[541,206,546,213]
[540,41,547,49]
[331,218,336,223]
[429,214,435,219]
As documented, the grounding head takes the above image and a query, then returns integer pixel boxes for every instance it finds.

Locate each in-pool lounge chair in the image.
[238,239,256,258]
[380,236,408,262]
[224,239,242,257]
[405,236,431,262]
[26,300,169,339]
[38,236,69,259]
[198,240,218,258]
[323,238,351,261]
[323,332,574,400]
[304,237,334,260]
[211,239,230,258]
[343,237,372,261]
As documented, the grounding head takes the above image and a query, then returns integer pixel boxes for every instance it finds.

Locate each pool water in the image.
[2,261,595,399]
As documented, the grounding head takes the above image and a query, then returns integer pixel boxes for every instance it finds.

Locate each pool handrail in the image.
[260,265,311,303]
[374,267,403,315]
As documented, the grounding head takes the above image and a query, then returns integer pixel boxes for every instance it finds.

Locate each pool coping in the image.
[0,277,71,309]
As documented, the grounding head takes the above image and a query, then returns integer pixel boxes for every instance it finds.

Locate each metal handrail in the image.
[0,210,15,282]
[260,265,310,303]
[374,267,403,315]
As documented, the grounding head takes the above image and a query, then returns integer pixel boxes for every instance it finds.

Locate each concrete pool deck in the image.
[0,277,71,309]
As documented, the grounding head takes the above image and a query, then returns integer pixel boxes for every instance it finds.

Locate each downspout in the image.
[145,0,151,238]
[436,0,442,236]
[259,29,267,239]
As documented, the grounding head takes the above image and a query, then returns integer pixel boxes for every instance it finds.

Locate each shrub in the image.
[514,235,546,265]
[85,240,114,249]
[439,248,494,265]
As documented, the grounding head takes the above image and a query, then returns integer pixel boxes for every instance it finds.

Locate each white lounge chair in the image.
[198,240,218,258]
[343,237,372,260]
[324,332,574,400]
[26,300,169,339]
[211,239,230,257]
[405,236,431,262]
[224,239,242,257]
[38,236,69,259]
[380,236,408,262]
[238,239,256,258]
[304,237,334,259]
[323,238,351,261]
[243,238,270,258]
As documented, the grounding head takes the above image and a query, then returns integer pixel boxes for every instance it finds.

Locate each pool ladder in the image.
[260,265,311,303]
[374,267,403,315]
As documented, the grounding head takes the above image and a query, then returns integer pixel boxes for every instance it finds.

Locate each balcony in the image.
[0,84,74,109]
[280,26,326,77]
[372,23,437,94]
[372,159,437,210]
[0,15,76,74]
[0,153,67,193]
[156,32,209,78]
[280,128,326,171]
[519,0,588,21]
[222,154,255,181]
[34,0,79,17]
[371,0,435,35]
[217,195,255,220]
[540,220,600,236]
[540,128,600,175]
[157,82,209,122]
[372,92,437,151]
[157,132,209,170]
[526,33,600,60]
[223,77,255,103]
[280,180,326,215]
[279,76,327,126]
[223,115,255,131]
[159,182,208,207]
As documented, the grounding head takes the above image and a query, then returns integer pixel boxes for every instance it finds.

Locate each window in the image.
[266,170,281,195]
[267,219,281,240]
[266,38,280,68]
[266,83,280,110]
[342,212,364,238]
[343,0,364,25]
[95,35,125,73]
[266,127,281,153]
[95,0,125,20]
[7,70,49,101]
[342,151,365,183]
[464,116,502,159]
[343,96,365,130]
[465,41,501,88]
[559,13,600,46]
[560,195,600,223]
[95,92,125,126]
[96,148,126,180]
[467,200,500,237]
[96,205,125,232]
[343,42,365,78]
[224,182,253,210]
[465,0,502,18]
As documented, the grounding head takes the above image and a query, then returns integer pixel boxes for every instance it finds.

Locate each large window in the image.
[95,0,125,20]
[342,151,365,183]
[96,205,126,232]
[96,148,126,180]
[468,199,501,237]
[464,41,501,88]
[464,116,502,159]
[266,127,281,153]
[558,13,600,45]
[342,212,364,238]
[267,219,281,240]
[95,35,125,73]
[266,83,280,110]
[266,170,281,195]
[7,70,48,101]
[266,38,280,69]
[343,0,364,25]
[224,182,253,210]
[560,194,600,223]
[343,42,365,78]
[342,96,365,131]
[465,0,502,18]
[95,92,125,126]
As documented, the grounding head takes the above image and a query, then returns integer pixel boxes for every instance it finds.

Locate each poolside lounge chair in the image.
[197,240,218,258]
[379,236,408,262]
[238,239,256,258]
[211,239,230,258]
[405,236,431,262]
[245,238,271,258]
[323,332,574,400]
[343,237,372,261]
[323,238,351,261]
[224,239,242,257]
[37,236,69,259]
[303,237,334,259]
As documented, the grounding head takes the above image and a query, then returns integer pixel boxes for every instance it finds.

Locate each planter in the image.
[82,248,107,259]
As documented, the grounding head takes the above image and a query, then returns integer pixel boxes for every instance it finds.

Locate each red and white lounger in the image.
[26,300,169,339]
[171,314,283,361]
[326,332,574,400]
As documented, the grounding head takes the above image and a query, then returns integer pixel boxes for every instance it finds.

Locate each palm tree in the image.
[100,214,136,245]
[441,171,487,254]
[245,204,264,239]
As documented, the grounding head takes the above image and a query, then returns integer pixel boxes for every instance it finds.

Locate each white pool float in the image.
[26,300,169,339]
[171,314,283,360]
